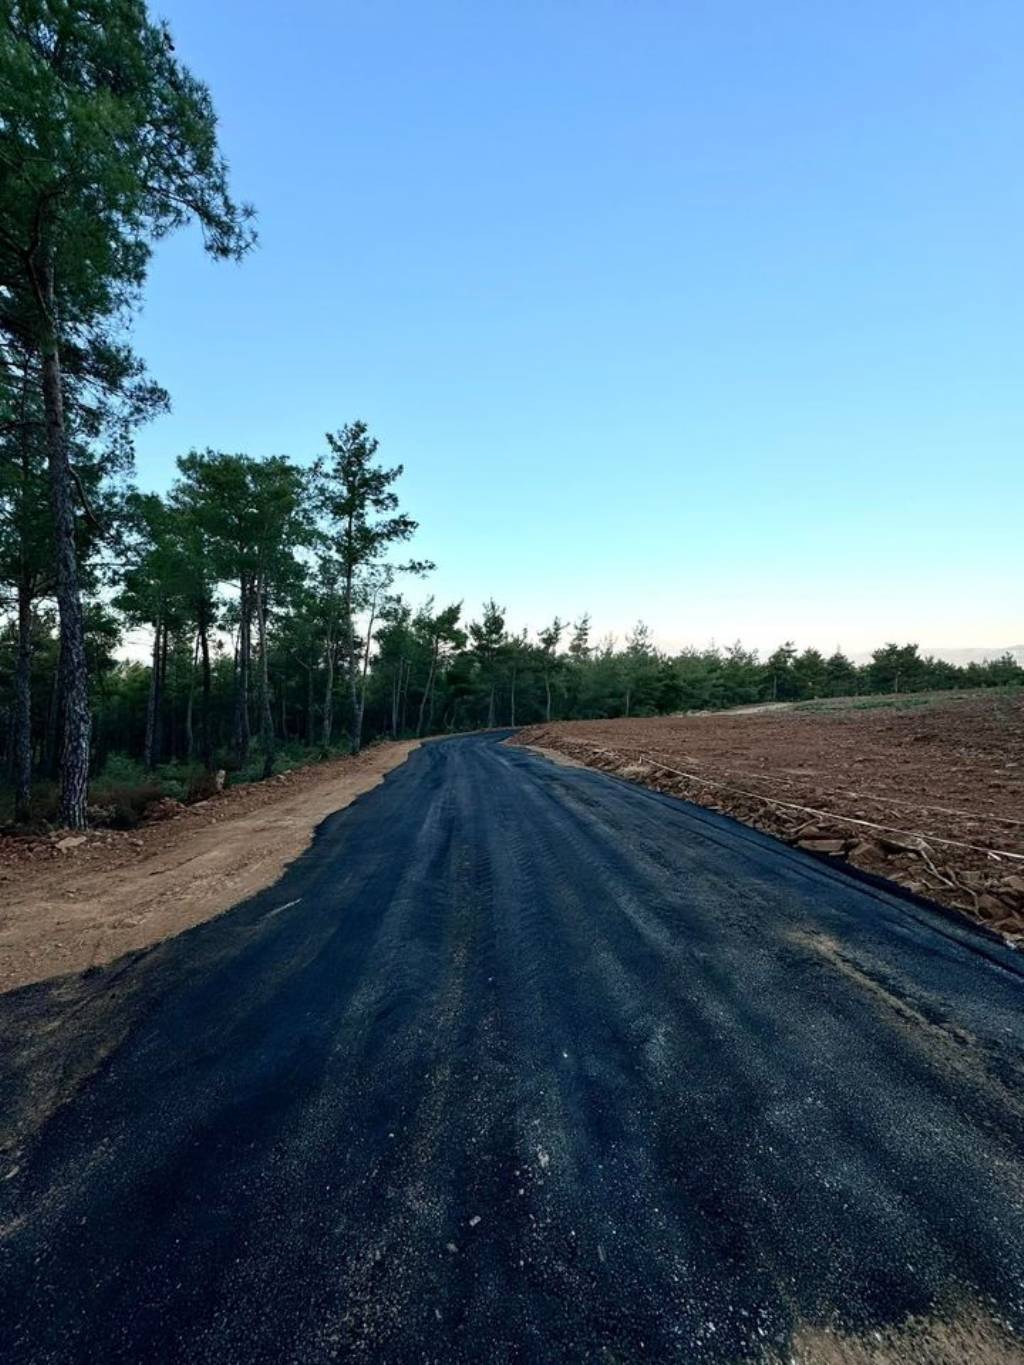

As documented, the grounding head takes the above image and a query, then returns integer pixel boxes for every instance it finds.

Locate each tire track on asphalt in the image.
[2,733,1024,1363]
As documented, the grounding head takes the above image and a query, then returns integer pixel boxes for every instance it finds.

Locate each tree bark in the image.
[232,576,251,762]
[198,611,213,771]
[428,678,439,734]
[346,620,361,755]
[144,615,162,770]
[306,647,316,747]
[13,575,33,822]
[416,642,437,737]
[544,672,552,723]
[347,625,361,753]
[510,664,517,728]
[321,618,335,752]
[184,632,199,760]
[160,613,170,759]
[356,595,378,750]
[391,662,401,737]
[40,278,90,827]
[400,657,411,734]
[343,529,361,755]
[256,574,275,779]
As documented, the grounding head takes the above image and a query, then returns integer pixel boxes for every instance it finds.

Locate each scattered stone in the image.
[878,833,929,855]
[145,797,184,822]
[847,840,880,862]
[977,894,1006,918]
[55,836,87,853]
[793,821,829,839]
[796,838,847,855]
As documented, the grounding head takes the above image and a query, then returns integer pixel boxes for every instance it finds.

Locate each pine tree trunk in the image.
[185,633,198,760]
[391,663,401,737]
[144,615,162,770]
[232,577,251,761]
[40,272,90,829]
[544,673,552,723]
[256,576,275,779]
[417,646,437,737]
[306,647,316,747]
[199,613,213,771]
[348,629,361,753]
[356,598,377,751]
[487,684,496,729]
[428,681,438,734]
[160,615,170,759]
[510,664,517,727]
[13,575,33,823]
[321,622,335,752]
[342,551,362,755]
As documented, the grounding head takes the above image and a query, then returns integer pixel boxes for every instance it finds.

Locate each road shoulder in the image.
[0,741,419,994]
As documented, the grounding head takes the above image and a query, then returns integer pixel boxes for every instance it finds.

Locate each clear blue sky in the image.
[132,0,1023,657]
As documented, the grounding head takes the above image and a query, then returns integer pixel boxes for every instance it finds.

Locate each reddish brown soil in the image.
[514,691,1024,942]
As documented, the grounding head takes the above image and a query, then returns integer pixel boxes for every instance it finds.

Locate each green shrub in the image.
[97,752,147,787]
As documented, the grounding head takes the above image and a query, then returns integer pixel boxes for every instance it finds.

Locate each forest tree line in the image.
[1,4,1021,828]
[2,413,1021,826]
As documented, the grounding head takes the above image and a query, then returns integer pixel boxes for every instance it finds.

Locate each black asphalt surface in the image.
[2,732,1024,1363]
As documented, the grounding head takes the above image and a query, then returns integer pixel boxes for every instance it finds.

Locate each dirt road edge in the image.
[1,741,420,994]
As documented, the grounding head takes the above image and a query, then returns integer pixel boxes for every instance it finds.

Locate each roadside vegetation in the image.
[1,3,1021,833]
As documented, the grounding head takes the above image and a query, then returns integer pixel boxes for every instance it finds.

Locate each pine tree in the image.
[0,1,254,825]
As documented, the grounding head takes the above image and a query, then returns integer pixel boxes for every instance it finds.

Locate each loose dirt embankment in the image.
[0,741,419,993]
[514,692,1024,943]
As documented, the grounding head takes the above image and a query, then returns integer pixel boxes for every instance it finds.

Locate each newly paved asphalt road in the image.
[2,733,1024,1363]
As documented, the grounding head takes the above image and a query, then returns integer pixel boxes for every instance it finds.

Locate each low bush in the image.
[88,781,165,828]
[185,769,222,803]
[97,753,147,787]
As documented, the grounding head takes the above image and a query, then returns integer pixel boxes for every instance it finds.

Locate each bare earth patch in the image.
[782,1303,1024,1364]
[514,692,1024,943]
[0,741,419,993]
